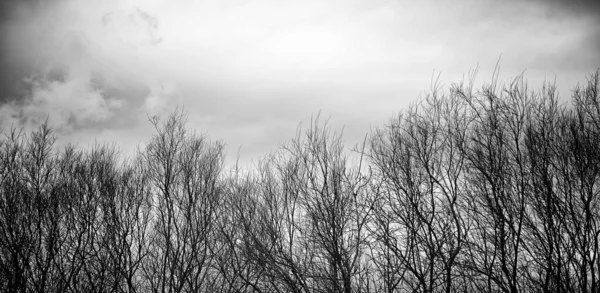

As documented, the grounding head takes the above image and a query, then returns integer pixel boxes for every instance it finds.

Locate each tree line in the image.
[1,69,599,293]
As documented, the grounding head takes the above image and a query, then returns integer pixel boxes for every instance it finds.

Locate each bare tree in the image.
[139,110,225,293]
[369,75,470,293]
[552,70,600,293]
[0,124,56,293]
[1,68,599,293]
[280,117,373,293]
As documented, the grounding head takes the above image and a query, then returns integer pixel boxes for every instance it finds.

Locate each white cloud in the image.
[142,81,182,116]
[0,0,598,164]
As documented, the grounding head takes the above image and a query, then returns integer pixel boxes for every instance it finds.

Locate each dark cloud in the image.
[0,0,38,24]
[529,0,600,72]
[0,0,157,133]
[0,63,33,104]
[2,78,150,133]
[544,0,600,17]
[0,0,51,104]
[0,1,33,104]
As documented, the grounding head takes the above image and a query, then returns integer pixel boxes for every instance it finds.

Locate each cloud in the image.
[0,0,160,133]
[0,32,150,134]
[0,68,119,131]
[142,81,182,115]
[0,0,599,164]
[101,6,163,47]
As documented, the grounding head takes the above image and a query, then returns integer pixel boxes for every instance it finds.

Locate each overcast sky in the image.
[1,0,599,165]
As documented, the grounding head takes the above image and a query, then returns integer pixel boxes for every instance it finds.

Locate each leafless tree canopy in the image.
[1,69,599,293]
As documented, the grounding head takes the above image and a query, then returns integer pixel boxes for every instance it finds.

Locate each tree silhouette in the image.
[0,69,599,293]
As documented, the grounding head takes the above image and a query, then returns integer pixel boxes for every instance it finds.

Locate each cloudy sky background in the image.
[1,0,599,165]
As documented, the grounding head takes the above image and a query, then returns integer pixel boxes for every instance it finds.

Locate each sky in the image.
[1,0,599,166]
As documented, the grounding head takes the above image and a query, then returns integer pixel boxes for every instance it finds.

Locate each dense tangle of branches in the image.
[1,69,599,293]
